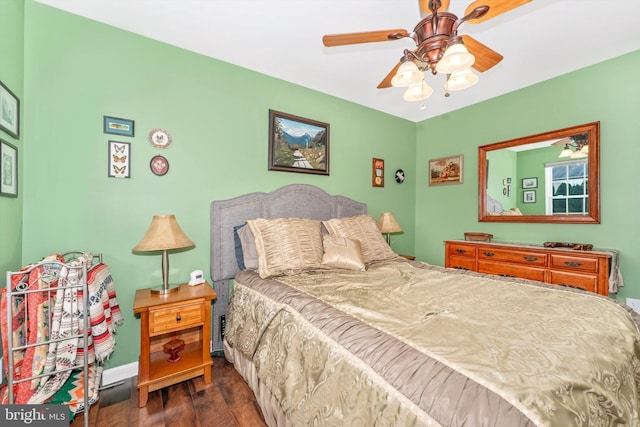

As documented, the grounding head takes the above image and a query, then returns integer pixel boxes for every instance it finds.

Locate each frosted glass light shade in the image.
[444,69,479,91]
[436,43,475,74]
[403,80,433,102]
[559,145,573,158]
[391,61,424,87]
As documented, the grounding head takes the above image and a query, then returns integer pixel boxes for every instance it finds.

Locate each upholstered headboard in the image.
[210,184,367,282]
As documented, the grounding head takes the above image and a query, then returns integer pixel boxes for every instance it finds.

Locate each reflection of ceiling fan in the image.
[322,0,532,101]
[552,134,589,158]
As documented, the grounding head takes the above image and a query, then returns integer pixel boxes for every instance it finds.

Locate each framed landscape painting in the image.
[268,109,329,175]
[429,154,463,186]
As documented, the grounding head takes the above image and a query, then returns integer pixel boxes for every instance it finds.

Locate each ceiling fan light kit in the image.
[322,0,532,108]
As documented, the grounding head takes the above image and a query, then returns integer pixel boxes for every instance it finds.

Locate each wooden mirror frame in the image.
[478,122,600,224]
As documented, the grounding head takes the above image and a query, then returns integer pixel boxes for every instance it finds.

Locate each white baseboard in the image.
[101,362,138,387]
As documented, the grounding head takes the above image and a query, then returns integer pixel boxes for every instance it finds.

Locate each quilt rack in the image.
[4,251,102,427]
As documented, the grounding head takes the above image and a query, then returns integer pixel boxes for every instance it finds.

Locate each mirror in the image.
[478,122,600,224]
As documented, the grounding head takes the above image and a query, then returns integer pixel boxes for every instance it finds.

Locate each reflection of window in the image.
[544,160,588,215]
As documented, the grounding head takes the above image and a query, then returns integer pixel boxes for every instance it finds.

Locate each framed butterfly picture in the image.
[108,141,131,178]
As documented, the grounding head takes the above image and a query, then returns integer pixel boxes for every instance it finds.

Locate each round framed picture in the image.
[150,155,169,176]
[395,169,405,183]
[148,128,172,149]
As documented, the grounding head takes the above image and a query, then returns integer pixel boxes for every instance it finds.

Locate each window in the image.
[545,160,588,215]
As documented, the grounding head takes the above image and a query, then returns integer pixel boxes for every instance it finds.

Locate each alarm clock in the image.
[188,270,205,286]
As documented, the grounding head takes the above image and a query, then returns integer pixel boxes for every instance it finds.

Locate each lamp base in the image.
[150,283,180,295]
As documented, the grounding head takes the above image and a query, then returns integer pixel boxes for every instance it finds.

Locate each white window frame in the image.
[544,159,588,215]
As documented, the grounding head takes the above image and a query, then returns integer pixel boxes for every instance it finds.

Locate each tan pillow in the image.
[247,217,324,278]
[323,215,398,264]
[321,235,366,271]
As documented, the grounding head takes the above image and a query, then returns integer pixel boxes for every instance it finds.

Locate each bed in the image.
[210,184,640,427]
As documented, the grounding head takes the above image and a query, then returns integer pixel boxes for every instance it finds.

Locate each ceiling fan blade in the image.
[377,61,403,89]
[420,0,450,13]
[462,35,503,72]
[322,29,409,47]
[551,137,573,146]
[464,0,532,23]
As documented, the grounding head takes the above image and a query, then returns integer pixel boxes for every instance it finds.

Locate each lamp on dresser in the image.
[378,212,403,245]
[132,214,195,295]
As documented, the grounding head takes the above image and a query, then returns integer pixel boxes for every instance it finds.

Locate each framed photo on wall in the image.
[523,190,536,203]
[0,139,18,197]
[522,177,538,188]
[429,154,463,186]
[268,109,329,175]
[104,116,135,137]
[372,158,384,187]
[108,141,131,178]
[0,80,20,139]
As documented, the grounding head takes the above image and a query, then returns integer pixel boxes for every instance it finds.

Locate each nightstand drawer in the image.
[149,302,203,335]
[550,255,598,273]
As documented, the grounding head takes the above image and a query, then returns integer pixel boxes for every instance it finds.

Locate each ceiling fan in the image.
[322,0,532,102]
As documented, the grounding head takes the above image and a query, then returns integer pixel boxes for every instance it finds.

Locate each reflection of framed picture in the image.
[108,141,131,178]
[0,139,18,197]
[0,80,20,139]
[104,115,134,137]
[268,109,329,175]
[372,158,384,187]
[523,190,536,203]
[429,154,463,186]
[522,177,538,188]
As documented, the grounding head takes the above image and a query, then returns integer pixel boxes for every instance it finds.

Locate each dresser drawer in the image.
[149,302,204,335]
[447,243,476,258]
[446,256,476,271]
[477,248,547,266]
[550,254,598,273]
[478,260,546,282]
[549,271,597,293]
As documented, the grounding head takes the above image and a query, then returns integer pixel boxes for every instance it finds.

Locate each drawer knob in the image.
[176,314,182,322]
[483,251,495,257]
[564,261,582,268]
[523,256,538,262]
[456,249,466,254]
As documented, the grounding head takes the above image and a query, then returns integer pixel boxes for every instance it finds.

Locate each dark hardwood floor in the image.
[71,357,267,427]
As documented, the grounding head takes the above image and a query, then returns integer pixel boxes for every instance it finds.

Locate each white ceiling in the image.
[35,0,640,122]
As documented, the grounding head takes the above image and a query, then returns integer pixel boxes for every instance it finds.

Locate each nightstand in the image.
[400,254,416,260]
[133,283,217,407]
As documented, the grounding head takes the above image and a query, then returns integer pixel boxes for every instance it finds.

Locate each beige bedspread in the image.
[225,260,640,427]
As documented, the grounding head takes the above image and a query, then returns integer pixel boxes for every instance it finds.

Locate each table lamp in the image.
[132,214,195,295]
[378,212,403,245]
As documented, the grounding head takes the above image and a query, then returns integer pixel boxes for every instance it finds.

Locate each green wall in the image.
[0,0,24,283]
[19,1,416,368]
[415,50,640,304]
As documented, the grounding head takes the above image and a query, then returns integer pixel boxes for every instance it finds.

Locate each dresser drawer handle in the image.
[498,273,515,278]
[483,251,495,257]
[564,261,583,268]
[176,314,182,322]
[455,249,466,254]
[453,266,469,271]
[523,256,538,262]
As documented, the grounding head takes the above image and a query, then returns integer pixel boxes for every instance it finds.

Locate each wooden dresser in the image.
[444,240,612,296]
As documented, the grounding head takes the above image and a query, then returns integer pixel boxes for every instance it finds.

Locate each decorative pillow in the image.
[323,215,398,264]
[321,235,365,271]
[247,217,324,278]
[237,224,259,270]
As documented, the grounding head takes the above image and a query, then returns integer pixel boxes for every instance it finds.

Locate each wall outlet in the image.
[626,298,640,313]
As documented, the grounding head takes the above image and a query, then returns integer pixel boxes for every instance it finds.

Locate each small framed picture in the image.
[0,80,20,139]
[0,139,18,197]
[372,158,384,187]
[523,190,536,203]
[429,154,463,186]
[150,155,169,176]
[108,141,131,178]
[104,116,135,137]
[522,177,538,189]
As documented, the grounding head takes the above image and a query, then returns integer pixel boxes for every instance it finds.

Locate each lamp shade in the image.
[132,215,195,252]
[444,68,479,91]
[436,41,475,74]
[378,212,403,234]
[403,80,434,102]
[391,61,424,87]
